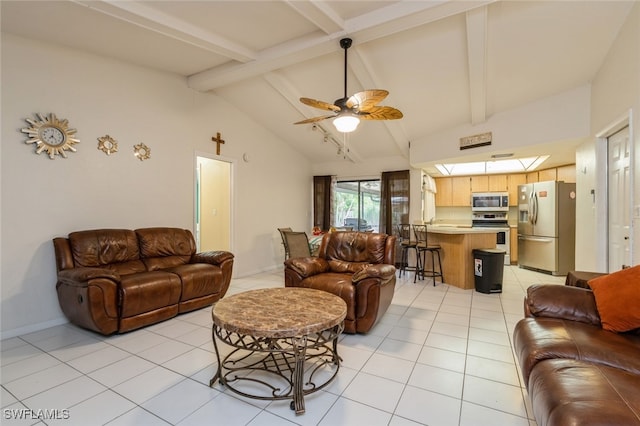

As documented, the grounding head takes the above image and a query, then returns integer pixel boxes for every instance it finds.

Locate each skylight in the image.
[435,155,549,176]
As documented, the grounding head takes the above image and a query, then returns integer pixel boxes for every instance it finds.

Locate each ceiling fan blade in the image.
[359,106,404,120]
[294,115,335,125]
[296,39,402,130]
[346,90,389,111]
[300,97,341,112]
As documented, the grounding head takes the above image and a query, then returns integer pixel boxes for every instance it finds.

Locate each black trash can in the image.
[472,248,506,294]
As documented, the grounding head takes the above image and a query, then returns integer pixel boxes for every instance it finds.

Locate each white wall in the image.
[589,3,640,267]
[311,155,409,180]
[409,85,591,166]
[1,34,311,337]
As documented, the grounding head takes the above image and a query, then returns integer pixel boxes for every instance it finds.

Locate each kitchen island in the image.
[424,226,499,290]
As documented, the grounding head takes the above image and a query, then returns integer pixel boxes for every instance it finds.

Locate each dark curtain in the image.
[313,175,332,231]
[380,170,410,236]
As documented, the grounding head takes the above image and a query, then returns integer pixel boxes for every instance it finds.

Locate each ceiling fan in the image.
[294,38,403,133]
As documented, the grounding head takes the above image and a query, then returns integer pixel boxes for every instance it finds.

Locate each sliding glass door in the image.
[334,180,380,232]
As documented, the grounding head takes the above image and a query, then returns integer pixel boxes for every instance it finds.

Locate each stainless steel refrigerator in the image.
[517,181,576,275]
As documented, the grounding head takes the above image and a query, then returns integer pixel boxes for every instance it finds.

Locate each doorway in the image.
[195,155,232,252]
[607,125,631,271]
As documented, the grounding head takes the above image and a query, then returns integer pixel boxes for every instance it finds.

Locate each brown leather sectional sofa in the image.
[283,231,396,334]
[54,227,234,335]
[513,284,640,426]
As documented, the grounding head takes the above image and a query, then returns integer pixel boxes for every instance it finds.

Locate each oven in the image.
[471,192,509,212]
[472,211,511,265]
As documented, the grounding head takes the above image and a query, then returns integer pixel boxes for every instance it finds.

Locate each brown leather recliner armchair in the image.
[284,231,396,334]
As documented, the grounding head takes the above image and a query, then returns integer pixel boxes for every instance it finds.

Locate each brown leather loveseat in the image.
[54,227,234,335]
[284,231,396,334]
[513,284,640,426]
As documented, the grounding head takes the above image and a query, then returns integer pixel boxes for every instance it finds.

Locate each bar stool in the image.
[413,224,444,285]
[397,224,421,279]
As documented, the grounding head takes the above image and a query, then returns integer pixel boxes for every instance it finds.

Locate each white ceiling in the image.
[1,1,635,173]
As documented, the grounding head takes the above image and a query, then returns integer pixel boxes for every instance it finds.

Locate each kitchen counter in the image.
[429,226,503,234]
[424,227,499,290]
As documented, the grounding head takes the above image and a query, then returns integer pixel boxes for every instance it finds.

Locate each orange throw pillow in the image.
[588,266,640,332]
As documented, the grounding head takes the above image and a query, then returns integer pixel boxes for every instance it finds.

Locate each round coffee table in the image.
[209,287,347,414]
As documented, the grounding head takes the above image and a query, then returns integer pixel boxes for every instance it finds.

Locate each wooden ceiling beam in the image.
[188,1,495,92]
[73,0,256,62]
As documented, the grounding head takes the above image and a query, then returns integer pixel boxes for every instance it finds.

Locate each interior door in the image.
[196,155,231,252]
[608,126,631,271]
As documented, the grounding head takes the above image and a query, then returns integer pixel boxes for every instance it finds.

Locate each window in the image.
[334,180,380,232]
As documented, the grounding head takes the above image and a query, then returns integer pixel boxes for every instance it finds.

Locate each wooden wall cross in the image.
[212,132,225,155]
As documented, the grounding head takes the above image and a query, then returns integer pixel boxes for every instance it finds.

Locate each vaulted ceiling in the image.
[1,1,635,171]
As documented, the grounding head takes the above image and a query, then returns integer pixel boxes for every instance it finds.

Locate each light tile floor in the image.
[1,266,565,425]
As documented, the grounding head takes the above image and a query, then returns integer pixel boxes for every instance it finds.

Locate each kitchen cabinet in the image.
[470,176,488,192]
[507,174,526,206]
[510,226,518,264]
[451,177,471,206]
[526,171,539,183]
[526,167,567,184]
[427,227,499,289]
[538,168,557,182]
[488,175,508,192]
[470,175,508,193]
[556,164,576,183]
[433,165,574,207]
[434,177,452,206]
[434,177,471,206]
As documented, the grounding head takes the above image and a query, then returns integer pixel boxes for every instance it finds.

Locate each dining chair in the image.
[277,227,293,259]
[397,224,420,279]
[282,231,312,259]
[413,224,444,285]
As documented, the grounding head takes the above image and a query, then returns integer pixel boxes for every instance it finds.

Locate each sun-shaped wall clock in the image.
[133,143,150,161]
[21,113,80,159]
[97,135,118,155]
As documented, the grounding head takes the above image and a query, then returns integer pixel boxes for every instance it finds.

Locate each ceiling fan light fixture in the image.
[333,114,360,133]
[295,37,401,132]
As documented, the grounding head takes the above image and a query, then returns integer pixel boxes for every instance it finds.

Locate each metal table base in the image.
[209,323,343,414]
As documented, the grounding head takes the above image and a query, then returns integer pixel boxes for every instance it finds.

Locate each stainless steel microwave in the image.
[471,192,509,211]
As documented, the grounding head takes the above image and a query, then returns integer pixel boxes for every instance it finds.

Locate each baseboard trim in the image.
[234,264,282,278]
[2,266,285,340]
[1,317,69,340]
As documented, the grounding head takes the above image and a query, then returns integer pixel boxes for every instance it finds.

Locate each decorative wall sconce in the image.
[133,143,150,161]
[97,135,118,155]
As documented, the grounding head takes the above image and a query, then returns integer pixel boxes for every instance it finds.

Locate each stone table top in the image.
[212,287,347,338]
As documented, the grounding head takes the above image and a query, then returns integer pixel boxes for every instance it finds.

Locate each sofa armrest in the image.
[352,264,396,283]
[191,250,234,266]
[565,270,607,288]
[191,250,234,299]
[284,257,330,278]
[56,267,120,335]
[57,267,120,285]
[525,284,601,326]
